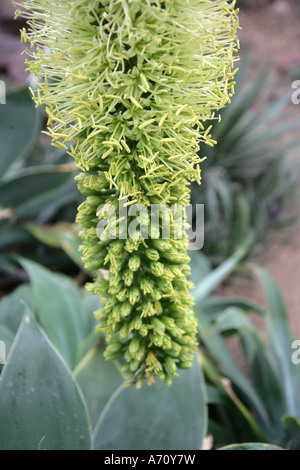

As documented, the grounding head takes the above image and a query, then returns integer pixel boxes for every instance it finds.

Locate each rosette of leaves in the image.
[191,52,300,265]
[16,0,239,386]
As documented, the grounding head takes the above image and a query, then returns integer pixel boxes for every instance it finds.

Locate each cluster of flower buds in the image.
[17,0,239,386]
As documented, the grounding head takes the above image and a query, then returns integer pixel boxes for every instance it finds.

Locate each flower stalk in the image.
[16,0,239,386]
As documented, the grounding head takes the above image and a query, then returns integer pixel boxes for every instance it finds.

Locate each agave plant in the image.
[195,263,300,450]
[16,0,239,386]
[191,53,300,265]
[0,256,212,450]
[0,240,291,450]
[0,236,264,450]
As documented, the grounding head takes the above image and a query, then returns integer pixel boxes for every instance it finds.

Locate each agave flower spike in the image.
[16,0,239,386]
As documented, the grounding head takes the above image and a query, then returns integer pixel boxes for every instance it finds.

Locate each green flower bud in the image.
[156,370,166,383]
[129,361,140,373]
[128,255,141,272]
[164,375,173,387]
[161,251,190,265]
[140,278,154,296]
[151,239,173,252]
[149,332,163,348]
[122,268,134,287]
[150,262,164,277]
[116,289,128,302]
[154,300,163,315]
[120,300,132,318]
[144,248,160,261]
[129,337,140,357]
[166,342,182,358]
[119,323,130,340]
[105,343,123,360]
[177,361,193,369]
[141,301,156,318]
[128,286,141,305]
[139,325,149,337]
[164,356,178,376]
[135,377,145,390]
[129,316,143,332]
[151,317,166,336]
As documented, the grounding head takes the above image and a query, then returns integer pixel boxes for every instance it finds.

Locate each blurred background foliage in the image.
[192,51,300,265]
[0,86,84,289]
[0,0,300,451]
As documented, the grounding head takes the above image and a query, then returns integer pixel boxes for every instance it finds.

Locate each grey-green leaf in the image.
[93,360,207,450]
[0,165,76,219]
[192,234,254,305]
[74,345,123,429]
[19,258,84,370]
[0,340,6,364]
[0,283,35,352]
[0,315,91,450]
[214,307,260,336]
[248,264,300,417]
[219,443,284,451]
[0,87,42,178]
[196,308,270,431]
[27,223,83,270]
[281,415,300,450]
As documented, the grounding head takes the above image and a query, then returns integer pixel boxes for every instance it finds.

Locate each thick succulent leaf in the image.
[93,360,207,450]
[248,264,300,418]
[0,86,42,178]
[201,295,265,319]
[0,315,91,450]
[19,258,84,370]
[281,415,300,450]
[196,308,271,433]
[78,291,101,342]
[200,351,266,443]
[27,223,83,269]
[74,344,123,429]
[188,250,212,285]
[214,307,261,337]
[0,340,5,364]
[0,222,33,251]
[192,234,254,305]
[0,165,76,219]
[250,343,286,438]
[0,325,14,356]
[0,284,35,352]
[219,443,284,451]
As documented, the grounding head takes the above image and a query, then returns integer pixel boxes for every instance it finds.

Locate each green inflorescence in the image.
[16,0,239,387]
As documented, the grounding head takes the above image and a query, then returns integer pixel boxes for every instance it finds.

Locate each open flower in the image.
[16,0,239,386]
